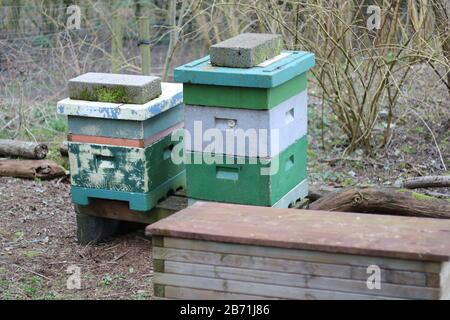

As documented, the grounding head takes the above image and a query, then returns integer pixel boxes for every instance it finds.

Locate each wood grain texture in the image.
[162,260,440,299]
[162,237,441,275]
[0,160,66,180]
[147,202,450,261]
[153,272,400,300]
[164,285,282,300]
[153,247,434,286]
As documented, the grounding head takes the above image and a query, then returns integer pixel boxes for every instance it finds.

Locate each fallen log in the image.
[307,185,337,201]
[309,187,450,219]
[397,176,450,189]
[0,160,66,180]
[0,139,48,159]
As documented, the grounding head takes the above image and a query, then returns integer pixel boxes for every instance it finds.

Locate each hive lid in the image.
[147,202,450,262]
[174,50,315,88]
[57,82,183,121]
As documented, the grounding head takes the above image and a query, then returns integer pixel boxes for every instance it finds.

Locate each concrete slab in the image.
[210,33,282,68]
[68,72,162,104]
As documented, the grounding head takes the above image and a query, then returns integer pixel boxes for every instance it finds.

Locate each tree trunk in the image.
[0,160,66,179]
[309,187,450,219]
[0,139,48,159]
[431,0,450,96]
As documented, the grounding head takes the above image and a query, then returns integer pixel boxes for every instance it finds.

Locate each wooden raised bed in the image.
[146,202,450,300]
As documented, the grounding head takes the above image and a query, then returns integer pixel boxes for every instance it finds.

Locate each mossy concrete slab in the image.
[210,33,282,68]
[68,72,162,104]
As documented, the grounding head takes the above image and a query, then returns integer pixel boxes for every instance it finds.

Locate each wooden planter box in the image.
[147,202,450,300]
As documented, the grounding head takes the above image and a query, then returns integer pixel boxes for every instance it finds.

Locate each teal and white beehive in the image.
[174,33,315,207]
[57,73,185,211]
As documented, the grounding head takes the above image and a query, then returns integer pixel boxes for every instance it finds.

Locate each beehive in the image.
[57,74,185,211]
[175,34,315,207]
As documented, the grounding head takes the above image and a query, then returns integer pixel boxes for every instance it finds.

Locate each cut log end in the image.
[0,139,49,159]
[34,144,48,159]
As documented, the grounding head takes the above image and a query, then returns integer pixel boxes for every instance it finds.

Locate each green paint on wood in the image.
[71,171,186,211]
[69,134,184,193]
[183,72,307,109]
[186,136,308,206]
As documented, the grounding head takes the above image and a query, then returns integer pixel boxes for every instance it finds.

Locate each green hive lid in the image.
[174,50,315,88]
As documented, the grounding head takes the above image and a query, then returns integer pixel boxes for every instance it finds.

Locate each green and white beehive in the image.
[57,73,185,211]
[175,33,315,207]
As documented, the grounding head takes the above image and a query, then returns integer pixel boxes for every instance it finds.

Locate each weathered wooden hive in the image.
[57,73,185,211]
[148,202,450,300]
[174,33,315,207]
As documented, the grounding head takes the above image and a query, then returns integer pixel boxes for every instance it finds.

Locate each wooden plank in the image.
[153,247,429,286]
[153,273,401,300]
[75,194,186,224]
[163,261,440,299]
[147,202,450,262]
[162,237,441,275]
[164,285,281,300]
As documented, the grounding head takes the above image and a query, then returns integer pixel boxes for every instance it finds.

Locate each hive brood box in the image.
[147,202,450,300]
[57,76,185,211]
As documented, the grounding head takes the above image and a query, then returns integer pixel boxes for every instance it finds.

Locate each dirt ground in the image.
[0,177,154,300]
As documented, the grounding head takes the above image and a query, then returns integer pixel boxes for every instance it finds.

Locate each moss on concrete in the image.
[77,86,131,103]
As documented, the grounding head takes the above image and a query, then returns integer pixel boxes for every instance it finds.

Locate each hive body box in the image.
[175,49,315,206]
[57,82,185,211]
[148,203,450,300]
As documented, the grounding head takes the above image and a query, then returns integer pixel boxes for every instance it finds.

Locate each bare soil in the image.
[0,177,154,300]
